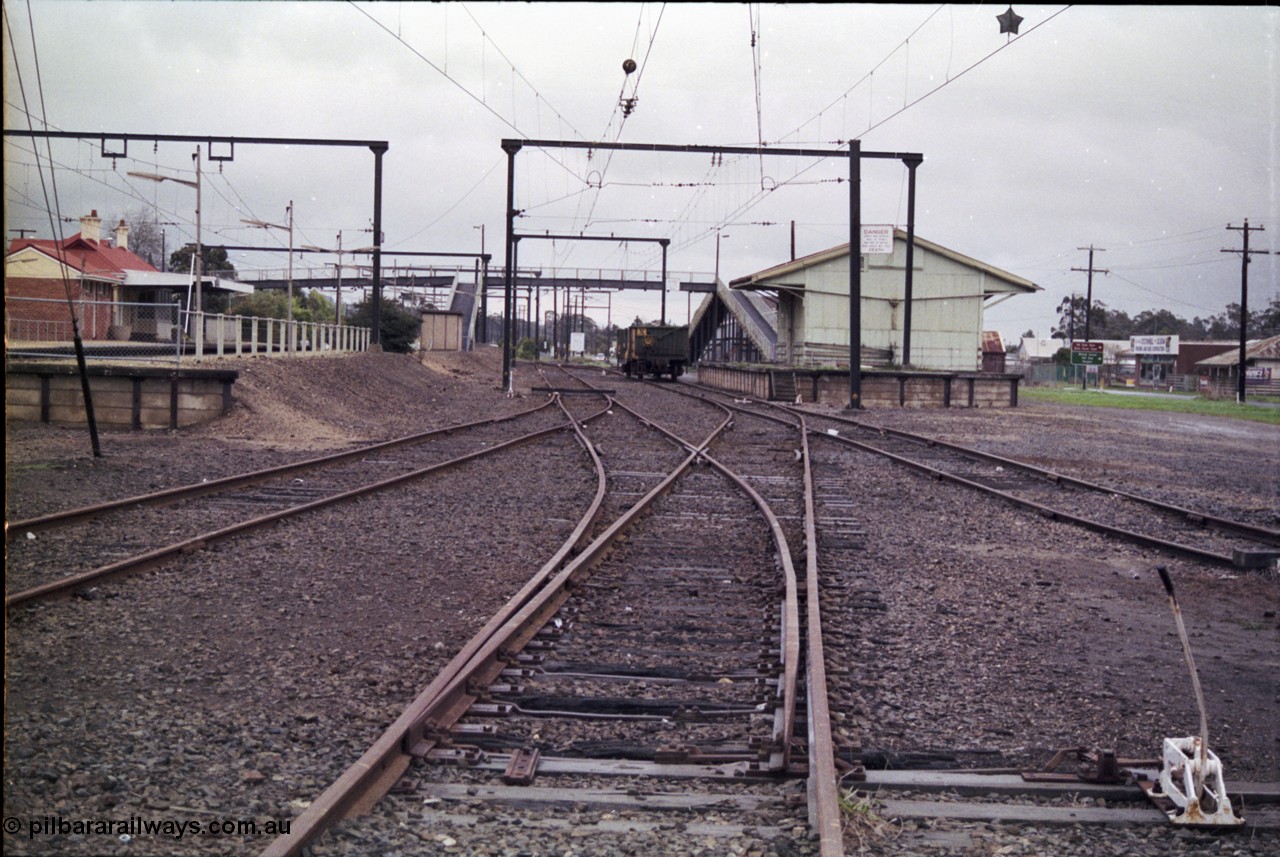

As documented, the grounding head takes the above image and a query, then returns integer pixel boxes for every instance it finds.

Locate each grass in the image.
[839,788,900,850]
[1021,386,1280,425]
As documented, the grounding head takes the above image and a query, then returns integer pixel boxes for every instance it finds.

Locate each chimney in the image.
[80,210,101,243]
[114,219,130,251]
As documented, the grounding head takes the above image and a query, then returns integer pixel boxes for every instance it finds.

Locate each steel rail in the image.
[609,373,839,835]
[262,398,726,857]
[808,427,1243,567]
[592,372,834,832]
[798,414,845,857]
[5,415,577,610]
[674,380,1276,565]
[787,406,1280,547]
[600,394,801,772]
[6,400,558,538]
[558,368,810,766]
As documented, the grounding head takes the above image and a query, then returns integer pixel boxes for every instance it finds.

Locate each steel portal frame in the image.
[498,138,923,406]
[3,130,391,345]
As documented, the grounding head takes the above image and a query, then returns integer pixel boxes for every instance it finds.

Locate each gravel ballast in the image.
[5,351,1276,856]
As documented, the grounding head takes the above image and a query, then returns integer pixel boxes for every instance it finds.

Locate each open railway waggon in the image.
[616,324,689,380]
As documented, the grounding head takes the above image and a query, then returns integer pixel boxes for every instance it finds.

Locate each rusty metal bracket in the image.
[1022,747,1153,785]
[503,747,541,785]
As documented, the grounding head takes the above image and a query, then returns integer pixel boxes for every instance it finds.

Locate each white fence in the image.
[5,296,369,365]
[188,310,370,360]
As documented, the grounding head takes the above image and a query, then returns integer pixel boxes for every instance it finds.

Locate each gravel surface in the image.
[5,352,1277,857]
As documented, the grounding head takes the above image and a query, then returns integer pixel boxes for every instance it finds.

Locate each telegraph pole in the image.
[1071,246,1108,342]
[1072,246,1108,388]
[1222,220,1270,403]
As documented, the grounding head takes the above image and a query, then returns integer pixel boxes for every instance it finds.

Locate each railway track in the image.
[260,368,851,856]
[8,360,1274,856]
[674,379,1280,570]
[565,368,1280,842]
[5,401,581,608]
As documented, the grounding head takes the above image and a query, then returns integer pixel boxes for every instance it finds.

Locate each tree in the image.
[349,296,418,353]
[230,290,291,320]
[1257,296,1280,338]
[1132,308,1195,339]
[229,289,334,324]
[169,244,236,279]
[1049,296,1086,340]
[294,290,336,325]
[167,245,238,312]
[105,206,166,269]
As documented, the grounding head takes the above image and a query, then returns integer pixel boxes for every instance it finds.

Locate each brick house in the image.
[5,211,159,342]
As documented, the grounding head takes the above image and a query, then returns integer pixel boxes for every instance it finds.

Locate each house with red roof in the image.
[5,210,248,344]
[5,211,156,341]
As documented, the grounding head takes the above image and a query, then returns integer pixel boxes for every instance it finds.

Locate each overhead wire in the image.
[345,0,583,184]
[8,0,102,454]
[856,6,1071,139]
[457,2,588,143]
[774,4,946,146]
[749,3,764,183]
[648,5,1071,269]
[6,0,69,257]
[576,2,667,238]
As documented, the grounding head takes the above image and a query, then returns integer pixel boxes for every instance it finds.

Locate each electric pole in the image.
[1222,220,1271,403]
[1072,246,1107,388]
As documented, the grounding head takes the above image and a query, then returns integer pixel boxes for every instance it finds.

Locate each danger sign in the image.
[860,224,895,255]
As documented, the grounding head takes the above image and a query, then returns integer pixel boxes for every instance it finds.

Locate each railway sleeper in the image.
[471,693,766,718]
[529,661,752,681]
[435,734,764,762]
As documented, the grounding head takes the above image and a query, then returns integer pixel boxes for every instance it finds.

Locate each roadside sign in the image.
[1071,341,1104,365]
[1131,335,1178,355]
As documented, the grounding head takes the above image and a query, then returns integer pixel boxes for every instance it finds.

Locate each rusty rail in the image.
[6,399,558,538]
[6,412,580,610]
[785,406,1280,548]
[602,394,802,771]
[807,427,1257,568]
[673,380,1277,567]
[261,396,730,857]
[799,415,846,856]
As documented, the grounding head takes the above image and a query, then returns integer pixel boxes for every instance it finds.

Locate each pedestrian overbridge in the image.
[686,279,777,365]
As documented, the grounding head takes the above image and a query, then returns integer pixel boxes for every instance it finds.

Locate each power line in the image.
[345,0,581,186]
[457,2,587,143]
[773,4,946,146]
[6,0,101,455]
[1221,220,1272,402]
[856,6,1072,139]
[749,3,764,181]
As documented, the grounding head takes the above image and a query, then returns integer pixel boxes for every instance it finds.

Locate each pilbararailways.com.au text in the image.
[5,814,291,841]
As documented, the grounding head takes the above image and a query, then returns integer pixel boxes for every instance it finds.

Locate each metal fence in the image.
[5,296,183,365]
[5,296,370,366]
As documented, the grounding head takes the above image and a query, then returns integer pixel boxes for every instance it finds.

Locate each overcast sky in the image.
[5,2,1277,343]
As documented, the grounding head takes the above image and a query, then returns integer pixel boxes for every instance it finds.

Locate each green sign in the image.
[1070,342,1104,366]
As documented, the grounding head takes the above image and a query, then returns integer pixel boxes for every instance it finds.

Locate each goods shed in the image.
[729,230,1039,372]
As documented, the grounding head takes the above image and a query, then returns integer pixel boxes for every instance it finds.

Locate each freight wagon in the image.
[616,324,689,380]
